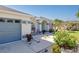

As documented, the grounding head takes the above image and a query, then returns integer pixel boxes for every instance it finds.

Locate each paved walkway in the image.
[0,33,54,53]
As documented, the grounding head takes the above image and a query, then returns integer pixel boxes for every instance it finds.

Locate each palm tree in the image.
[76,9,79,18]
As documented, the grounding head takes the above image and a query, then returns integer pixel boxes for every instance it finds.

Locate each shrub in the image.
[67,35,77,49]
[54,31,77,49]
[54,31,69,46]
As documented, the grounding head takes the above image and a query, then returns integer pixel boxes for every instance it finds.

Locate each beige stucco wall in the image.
[21,23,31,37]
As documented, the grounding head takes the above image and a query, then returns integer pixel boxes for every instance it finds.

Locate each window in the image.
[0,18,5,22]
[7,19,13,23]
[22,21,26,24]
[15,20,20,23]
[28,21,32,24]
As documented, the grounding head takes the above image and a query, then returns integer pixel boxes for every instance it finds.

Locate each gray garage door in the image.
[0,19,21,44]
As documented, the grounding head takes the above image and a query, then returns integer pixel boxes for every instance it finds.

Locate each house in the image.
[0,6,33,44]
[0,6,54,53]
[31,16,53,34]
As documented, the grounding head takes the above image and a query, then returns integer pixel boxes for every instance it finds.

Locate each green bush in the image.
[67,35,77,48]
[54,31,77,49]
[54,31,69,46]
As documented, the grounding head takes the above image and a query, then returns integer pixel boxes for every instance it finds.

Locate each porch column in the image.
[47,24,50,31]
[35,23,38,33]
[39,23,42,32]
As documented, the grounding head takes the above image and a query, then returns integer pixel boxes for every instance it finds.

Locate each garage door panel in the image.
[0,23,20,31]
[0,35,20,44]
[0,22,21,44]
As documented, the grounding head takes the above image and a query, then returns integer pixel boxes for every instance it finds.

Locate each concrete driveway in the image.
[0,33,54,53]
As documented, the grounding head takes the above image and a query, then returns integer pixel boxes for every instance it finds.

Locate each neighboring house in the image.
[0,6,33,44]
[31,16,53,34]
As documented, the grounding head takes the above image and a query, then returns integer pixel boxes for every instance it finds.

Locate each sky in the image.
[6,5,79,21]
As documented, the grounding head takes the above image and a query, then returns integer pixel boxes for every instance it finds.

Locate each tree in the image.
[76,9,79,18]
[53,19,63,31]
[66,22,74,30]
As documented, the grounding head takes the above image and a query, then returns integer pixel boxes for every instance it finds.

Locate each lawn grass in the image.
[68,31,79,42]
